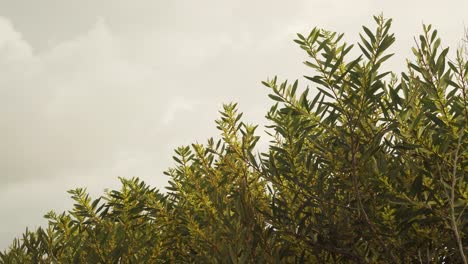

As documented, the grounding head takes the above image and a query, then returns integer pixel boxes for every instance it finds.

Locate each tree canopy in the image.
[1,15,467,263]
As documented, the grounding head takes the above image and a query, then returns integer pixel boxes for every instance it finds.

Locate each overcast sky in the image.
[0,0,467,250]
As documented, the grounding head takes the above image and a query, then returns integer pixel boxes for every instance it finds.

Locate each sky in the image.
[0,0,467,250]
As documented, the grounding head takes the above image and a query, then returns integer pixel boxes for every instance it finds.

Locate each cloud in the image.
[0,16,201,248]
[0,17,32,62]
[0,10,266,199]
[0,17,181,188]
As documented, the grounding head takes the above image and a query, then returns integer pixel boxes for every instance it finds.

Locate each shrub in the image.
[2,15,467,263]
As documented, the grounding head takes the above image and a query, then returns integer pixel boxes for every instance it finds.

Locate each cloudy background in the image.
[0,0,466,249]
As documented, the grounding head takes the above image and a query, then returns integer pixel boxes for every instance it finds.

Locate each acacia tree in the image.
[1,15,467,263]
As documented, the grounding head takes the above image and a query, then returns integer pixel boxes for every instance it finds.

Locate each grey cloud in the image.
[0,19,165,186]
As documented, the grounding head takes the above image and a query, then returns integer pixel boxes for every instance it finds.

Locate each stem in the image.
[349,119,399,263]
[448,133,467,263]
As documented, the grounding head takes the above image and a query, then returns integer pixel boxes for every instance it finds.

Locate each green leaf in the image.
[426,113,446,127]
[268,94,285,102]
[362,26,376,43]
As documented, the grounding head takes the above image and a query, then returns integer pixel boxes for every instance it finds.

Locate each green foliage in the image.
[2,15,467,263]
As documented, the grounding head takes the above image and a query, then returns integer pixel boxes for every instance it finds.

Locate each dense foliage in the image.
[1,16,467,263]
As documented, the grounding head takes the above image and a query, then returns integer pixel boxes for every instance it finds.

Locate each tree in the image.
[1,15,467,263]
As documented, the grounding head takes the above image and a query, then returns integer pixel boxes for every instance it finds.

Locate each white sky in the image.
[0,0,467,250]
